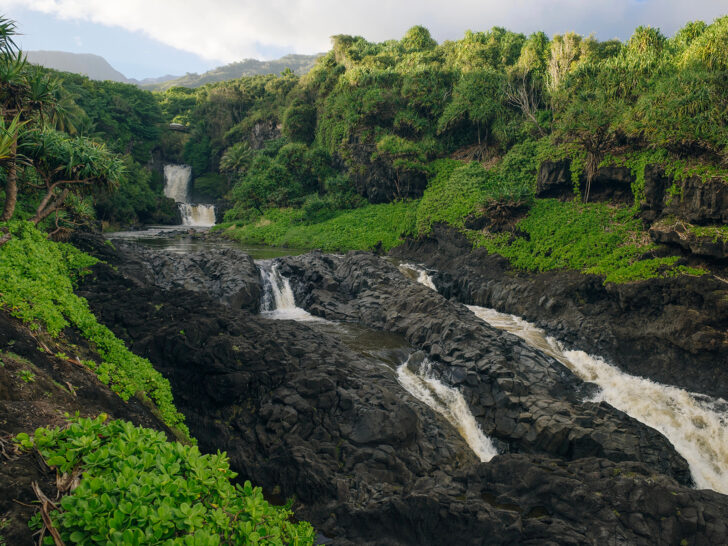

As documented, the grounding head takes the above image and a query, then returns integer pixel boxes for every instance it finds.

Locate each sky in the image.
[1,0,727,80]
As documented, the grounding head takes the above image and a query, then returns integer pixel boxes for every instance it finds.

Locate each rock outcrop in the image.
[392,225,728,400]
[536,160,635,203]
[280,252,691,482]
[114,243,262,312]
[71,242,728,544]
[649,219,728,260]
[642,164,728,225]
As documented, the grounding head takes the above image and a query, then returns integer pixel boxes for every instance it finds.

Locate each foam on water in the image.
[401,262,728,494]
[396,356,498,462]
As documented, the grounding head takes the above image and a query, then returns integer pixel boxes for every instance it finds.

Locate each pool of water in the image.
[106,226,309,259]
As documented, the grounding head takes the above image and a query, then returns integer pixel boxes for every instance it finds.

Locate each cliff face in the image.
[642,165,728,225]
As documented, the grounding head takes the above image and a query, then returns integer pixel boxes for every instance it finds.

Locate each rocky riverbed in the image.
[65,234,728,544]
[392,225,728,401]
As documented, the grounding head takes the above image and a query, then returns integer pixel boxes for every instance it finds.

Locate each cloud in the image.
[2,0,727,62]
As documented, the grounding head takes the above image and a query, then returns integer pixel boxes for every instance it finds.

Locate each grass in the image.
[221,200,418,252]
[472,199,706,284]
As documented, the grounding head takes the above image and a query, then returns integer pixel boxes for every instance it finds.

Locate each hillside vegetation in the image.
[154,19,726,282]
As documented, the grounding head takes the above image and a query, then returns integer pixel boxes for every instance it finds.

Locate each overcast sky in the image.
[1,1,727,79]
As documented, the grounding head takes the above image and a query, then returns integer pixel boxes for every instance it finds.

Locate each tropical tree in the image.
[22,128,124,225]
[438,68,507,155]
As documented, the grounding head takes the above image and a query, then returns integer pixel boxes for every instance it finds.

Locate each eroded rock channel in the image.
[76,236,728,545]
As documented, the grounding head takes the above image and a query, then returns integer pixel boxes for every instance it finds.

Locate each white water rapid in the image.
[258,263,322,322]
[399,263,728,494]
[163,164,216,227]
[397,356,498,462]
[178,203,216,227]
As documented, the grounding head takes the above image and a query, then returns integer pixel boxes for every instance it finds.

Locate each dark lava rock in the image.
[650,220,728,260]
[392,225,728,401]
[537,160,635,204]
[279,251,691,484]
[115,243,262,312]
[643,164,728,224]
[536,159,573,199]
[72,244,728,544]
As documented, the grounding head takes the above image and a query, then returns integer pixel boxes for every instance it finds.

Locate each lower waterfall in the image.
[397,355,498,462]
[399,263,728,494]
[258,263,321,322]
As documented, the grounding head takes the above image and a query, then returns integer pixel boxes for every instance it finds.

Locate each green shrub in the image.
[18,415,315,545]
[416,159,483,234]
[192,173,228,201]
[0,222,188,437]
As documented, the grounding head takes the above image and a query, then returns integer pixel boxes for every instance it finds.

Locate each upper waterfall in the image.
[163,164,216,227]
[163,164,191,203]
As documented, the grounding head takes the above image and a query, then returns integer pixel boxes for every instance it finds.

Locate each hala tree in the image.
[437,68,507,157]
[0,15,99,232]
[22,128,124,226]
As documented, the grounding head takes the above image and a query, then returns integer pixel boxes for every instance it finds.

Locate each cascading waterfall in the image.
[397,355,498,462]
[178,203,216,226]
[257,262,321,322]
[163,164,191,203]
[163,164,216,227]
[400,262,728,494]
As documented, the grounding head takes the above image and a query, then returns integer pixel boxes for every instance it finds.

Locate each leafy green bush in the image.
[0,222,188,436]
[416,159,482,234]
[18,415,315,545]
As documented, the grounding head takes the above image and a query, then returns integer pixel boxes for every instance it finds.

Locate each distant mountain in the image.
[141,54,324,91]
[26,50,129,83]
[25,50,324,90]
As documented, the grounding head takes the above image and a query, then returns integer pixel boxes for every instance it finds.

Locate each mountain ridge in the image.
[25,50,322,88]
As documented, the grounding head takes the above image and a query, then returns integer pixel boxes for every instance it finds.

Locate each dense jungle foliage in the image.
[3,16,727,279]
[155,18,725,282]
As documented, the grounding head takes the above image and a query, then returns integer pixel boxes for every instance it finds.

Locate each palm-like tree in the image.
[0,16,88,225]
[0,16,27,222]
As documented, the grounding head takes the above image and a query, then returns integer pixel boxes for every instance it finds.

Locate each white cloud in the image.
[2,0,727,62]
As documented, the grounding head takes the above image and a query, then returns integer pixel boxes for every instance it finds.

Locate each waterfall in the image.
[163,164,191,203]
[397,354,498,462]
[179,203,216,227]
[397,262,728,493]
[163,164,216,227]
[467,305,728,494]
[258,263,321,322]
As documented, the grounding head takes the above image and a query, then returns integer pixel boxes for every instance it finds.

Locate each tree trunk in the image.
[32,188,69,225]
[0,138,17,222]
